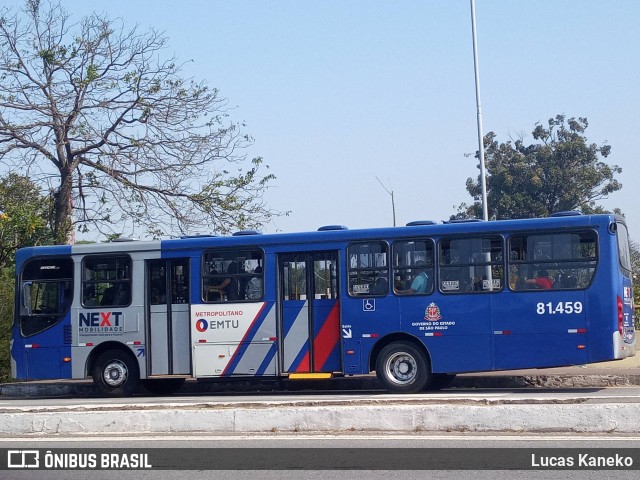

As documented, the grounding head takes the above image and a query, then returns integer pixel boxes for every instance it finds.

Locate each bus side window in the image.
[392,239,434,296]
[439,236,503,294]
[347,242,389,297]
[82,255,132,307]
[202,249,264,302]
[508,232,597,291]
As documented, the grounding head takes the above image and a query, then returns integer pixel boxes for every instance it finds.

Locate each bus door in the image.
[279,252,341,373]
[146,258,191,375]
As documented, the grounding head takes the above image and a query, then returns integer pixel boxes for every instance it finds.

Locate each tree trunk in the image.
[54,167,73,245]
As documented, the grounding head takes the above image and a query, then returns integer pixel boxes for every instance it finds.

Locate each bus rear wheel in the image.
[375,341,430,393]
[92,349,139,397]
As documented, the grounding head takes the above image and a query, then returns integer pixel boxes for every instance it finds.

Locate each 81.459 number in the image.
[536,301,583,315]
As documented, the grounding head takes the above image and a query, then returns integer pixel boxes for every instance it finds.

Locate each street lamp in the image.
[375,177,396,227]
[470,0,489,221]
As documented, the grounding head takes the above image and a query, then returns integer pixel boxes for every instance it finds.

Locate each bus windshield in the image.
[20,258,73,337]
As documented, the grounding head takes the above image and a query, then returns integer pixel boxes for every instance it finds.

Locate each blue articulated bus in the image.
[11,213,636,396]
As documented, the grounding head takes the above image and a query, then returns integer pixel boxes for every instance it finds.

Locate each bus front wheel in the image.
[375,341,430,393]
[92,349,139,397]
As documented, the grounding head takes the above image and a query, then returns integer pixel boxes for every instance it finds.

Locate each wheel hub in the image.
[103,360,127,387]
[387,352,417,385]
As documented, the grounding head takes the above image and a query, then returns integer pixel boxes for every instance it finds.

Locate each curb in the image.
[3,374,640,436]
[3,397,640,436]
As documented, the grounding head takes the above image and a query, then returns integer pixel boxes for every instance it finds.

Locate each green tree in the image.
[0,268,13,382]
[0,174,56,382]
[0,0,279,244]
[458,115,621,219]
[0,174,56,267]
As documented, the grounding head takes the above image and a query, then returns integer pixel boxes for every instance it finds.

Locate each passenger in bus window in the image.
[245,266,263,300]
[205,268,220,301]
[395,262,429,295]
[509,265,520,290]
[83,285,98,306]
[209,262,240,301]
[112,283,130,305]
[525,270,553,289]
[371,275,388,295]
[100,284,115,305]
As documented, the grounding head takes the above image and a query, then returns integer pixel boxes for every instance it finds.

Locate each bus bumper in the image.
[613,331,636,359]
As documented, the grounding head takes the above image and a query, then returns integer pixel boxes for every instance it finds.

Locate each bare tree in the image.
[0,0,278,243]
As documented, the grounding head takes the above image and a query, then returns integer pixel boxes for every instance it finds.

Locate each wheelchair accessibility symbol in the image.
[363,299,376,312]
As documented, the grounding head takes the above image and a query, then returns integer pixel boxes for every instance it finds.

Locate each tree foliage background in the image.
[0,0,278,244]
[457,115,621,220]
[632,240,640,329]
[0,174,55,382]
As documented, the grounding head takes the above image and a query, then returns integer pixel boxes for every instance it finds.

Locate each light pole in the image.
[470,0,489,221]
[375,177,396,227]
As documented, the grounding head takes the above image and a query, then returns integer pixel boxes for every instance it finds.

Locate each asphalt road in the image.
[2,385,640,408]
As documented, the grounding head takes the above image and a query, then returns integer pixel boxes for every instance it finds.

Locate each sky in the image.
[3,1,640,240]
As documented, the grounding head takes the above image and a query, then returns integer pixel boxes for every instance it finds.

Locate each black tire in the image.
[427,373,457,391]
[375,341,430,393]
[142,378,186,396]
[92,349,140,397]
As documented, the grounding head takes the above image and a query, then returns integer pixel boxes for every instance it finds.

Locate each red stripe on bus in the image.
[296,349,311,372]
[313,302,340,371]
